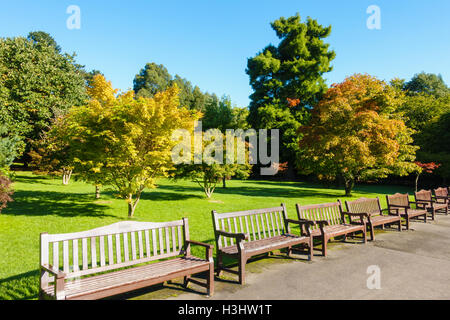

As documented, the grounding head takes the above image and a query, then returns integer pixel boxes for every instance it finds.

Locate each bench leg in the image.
[405,216,410,230]
[398,219,402,231]
[238,255,246,285]
[362,228,367,243]
[322,235,328,257]
[216,253,223,277]
[369,224,375,241]
[287,246,292,257]
[309,237,313,261]
[183,275,190,288]
[424,213,427,223]
[431,209,435,221]
[207,263,214,297]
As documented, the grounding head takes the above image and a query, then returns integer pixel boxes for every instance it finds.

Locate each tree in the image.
[64,75,197,217]
[246,13,335,166]
[175,130,252,198]
[29,116,75,185]
[395,74,450,181]
[416,111,450,180]
[133,62,213,111]
[201,95,250,188]
[0,174,13,214]
[0,125,22,173]
[0,34,88,163]
[414,162,441,192]
[298,74,419,196]
[404,72,449,98]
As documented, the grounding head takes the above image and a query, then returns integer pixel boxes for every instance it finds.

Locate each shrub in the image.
[0,174,14,213]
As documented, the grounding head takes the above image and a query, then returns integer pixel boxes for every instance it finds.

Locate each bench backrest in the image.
[40,219,189,281]
[296,200,345,230]
[415,189,432,202]
[212,204,289,249]
[345,197,382,219]
[386,193,410,213]
[434,187,448,198]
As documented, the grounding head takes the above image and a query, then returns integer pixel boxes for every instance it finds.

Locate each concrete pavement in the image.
[132,213,450,300]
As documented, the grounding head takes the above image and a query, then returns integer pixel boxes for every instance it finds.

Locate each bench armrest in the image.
[186,240,214,249]
[382,208,400,216]
[342,211,369,218]
[285,218,315,227]
[215,229,248,241]
[185,240,214,261]
[41,264,66,279]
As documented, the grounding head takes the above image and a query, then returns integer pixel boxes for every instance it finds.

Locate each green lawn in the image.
[0,171,413,300]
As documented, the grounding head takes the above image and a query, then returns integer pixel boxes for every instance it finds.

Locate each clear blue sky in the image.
[1,0,449,107]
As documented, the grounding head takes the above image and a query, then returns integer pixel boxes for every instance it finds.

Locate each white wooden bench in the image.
[39,219,214,300]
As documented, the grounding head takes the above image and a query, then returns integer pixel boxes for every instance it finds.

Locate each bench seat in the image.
[309,224,365,238]
[42,257,209,300]
[220,234,310,256]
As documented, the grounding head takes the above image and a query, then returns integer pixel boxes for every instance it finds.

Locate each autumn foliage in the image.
[298,74,419,195]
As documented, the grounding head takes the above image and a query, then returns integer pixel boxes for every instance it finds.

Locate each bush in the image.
[0,174,13,213]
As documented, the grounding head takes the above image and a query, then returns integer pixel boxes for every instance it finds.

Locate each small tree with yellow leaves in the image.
[64,75,197,217]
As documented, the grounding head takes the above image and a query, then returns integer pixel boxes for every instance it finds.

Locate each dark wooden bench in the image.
[212,204,313,285]
[386,193,429,230]
[433,187,450,210]
[39,219,214,300]
[295,200,366,257]
[415,189,448,217]
[345,197,402,240]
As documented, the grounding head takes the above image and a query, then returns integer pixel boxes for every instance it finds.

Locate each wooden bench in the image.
[295,200,366,257]
[345,197,402,240]
[433,187,450,210]
[212,204,313,285]
[386,193,429,230]
[39,219,214,300]
[415,189,448,217]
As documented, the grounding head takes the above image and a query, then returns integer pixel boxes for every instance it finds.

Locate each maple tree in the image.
[298,74,419,196]
[414,162,441,192]
[62,75,198,217]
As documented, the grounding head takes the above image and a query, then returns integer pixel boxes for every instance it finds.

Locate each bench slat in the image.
[131,232,137,260]
[63,240,69,273]
[99,236,105,267]
[82,238,88,270]
[123,233,129,262]
[107,235,113,265]
[138,231,144,259]
[91,237,97,268]
[73,239,79,272]
[53,242,59,271]
[115,234,121,264]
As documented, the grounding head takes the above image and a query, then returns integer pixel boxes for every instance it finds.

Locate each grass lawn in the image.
[0,171,413,300]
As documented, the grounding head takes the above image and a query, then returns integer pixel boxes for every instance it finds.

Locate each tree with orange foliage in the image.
[298,74,419,196]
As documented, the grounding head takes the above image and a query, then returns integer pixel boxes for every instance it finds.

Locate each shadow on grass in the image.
[0,270,39,300]
[2,190,113,218]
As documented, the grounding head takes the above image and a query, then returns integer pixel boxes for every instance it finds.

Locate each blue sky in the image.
[1,0,449,107]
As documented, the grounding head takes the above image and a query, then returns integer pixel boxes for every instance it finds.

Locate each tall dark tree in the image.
[404,72,449,98]
[246,13,335,167]
[133,62,211,111]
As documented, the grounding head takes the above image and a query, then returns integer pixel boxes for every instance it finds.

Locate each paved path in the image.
[163,213,450,300]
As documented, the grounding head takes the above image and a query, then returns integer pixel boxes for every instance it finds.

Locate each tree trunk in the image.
[415,174,420,193]
[95,185,101,199]
[344,178,354,197]
[222,177,226,188]
[127,193,141,218]
[62,169,72,185]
